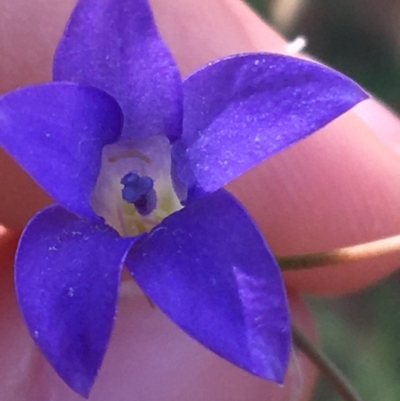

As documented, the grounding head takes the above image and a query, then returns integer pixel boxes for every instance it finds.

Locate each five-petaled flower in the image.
[0,0,367,397]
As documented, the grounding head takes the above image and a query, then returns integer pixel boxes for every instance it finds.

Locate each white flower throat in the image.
[91,135,182,237]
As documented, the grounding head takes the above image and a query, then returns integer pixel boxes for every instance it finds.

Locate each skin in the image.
[1,0,400,399]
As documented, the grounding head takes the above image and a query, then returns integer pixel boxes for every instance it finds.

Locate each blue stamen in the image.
[121,171,157,216]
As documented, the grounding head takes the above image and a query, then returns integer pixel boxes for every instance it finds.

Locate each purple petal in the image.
[15,205,137,397]
[54,0,183,141]
[0,82,123,219]
[173,53,369,194]
[126,189,290,383]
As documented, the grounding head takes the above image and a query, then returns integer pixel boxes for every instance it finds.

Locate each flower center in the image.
[91,136,181,237]
[121,172,157,216]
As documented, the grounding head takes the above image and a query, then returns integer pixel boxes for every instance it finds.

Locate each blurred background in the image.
[244,1,400,400]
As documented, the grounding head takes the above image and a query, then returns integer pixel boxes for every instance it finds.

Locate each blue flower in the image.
[0,0,367,397]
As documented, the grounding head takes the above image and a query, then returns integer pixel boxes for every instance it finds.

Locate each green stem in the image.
[278,234,400,271]
[293,325,364,401]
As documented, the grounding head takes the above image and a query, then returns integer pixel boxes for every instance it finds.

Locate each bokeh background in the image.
[245,1,400,400]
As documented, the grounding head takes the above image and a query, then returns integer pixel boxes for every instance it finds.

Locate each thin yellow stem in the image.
[278,234,400,271]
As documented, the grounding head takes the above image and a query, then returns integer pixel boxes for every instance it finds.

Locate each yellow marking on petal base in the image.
[118,188,181,237]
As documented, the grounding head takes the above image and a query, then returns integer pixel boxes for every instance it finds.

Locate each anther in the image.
[121,171,157,216]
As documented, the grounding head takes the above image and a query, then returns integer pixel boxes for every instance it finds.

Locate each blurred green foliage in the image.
[245,0,266,15]
[243,1,400,400]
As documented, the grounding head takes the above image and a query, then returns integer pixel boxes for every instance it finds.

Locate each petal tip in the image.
[68,375,94,399]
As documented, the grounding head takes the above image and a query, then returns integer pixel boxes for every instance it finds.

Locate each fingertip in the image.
[228,111,400,294]
[356,99,400,154]
[150,0,287,75]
